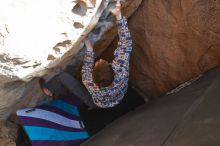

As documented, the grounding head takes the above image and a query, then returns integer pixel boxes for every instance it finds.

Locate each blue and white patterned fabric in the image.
[16,95,89,146]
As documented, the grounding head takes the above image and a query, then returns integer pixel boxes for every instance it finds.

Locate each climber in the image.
[39,72,97,108]
[82,0,133,108]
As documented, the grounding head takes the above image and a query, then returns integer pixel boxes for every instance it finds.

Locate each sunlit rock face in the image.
[101,0,220,98]
[0,0,103,83]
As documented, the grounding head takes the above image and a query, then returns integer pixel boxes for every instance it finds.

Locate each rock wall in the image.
[100,0,220,97]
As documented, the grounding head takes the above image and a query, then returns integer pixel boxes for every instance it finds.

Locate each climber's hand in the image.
[84,38,93,51]
[110,0,122,20]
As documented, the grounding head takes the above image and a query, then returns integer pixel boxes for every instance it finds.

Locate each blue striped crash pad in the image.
[16,95,89,146]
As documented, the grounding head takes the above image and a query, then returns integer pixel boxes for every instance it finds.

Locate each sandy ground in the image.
[0,120,17,146]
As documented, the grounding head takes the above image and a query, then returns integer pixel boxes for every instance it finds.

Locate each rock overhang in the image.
[0,0,108,82]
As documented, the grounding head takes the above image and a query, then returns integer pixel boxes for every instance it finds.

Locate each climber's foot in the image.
[39,78,54,97]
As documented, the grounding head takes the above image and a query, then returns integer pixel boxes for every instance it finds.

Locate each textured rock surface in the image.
[101,0,220,98]
[0,0,104,83]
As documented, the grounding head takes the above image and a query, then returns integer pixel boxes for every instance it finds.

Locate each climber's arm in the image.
[110,0,132,49]
[82,39,95,94]
[111,0,132,79]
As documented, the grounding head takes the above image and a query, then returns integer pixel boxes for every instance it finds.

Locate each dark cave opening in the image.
[79,86,146,135]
